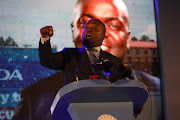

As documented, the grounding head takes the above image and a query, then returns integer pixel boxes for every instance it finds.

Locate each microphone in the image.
[91,58,118,82]
[91,62,104,76]
[101,59,113,72]
[100,58,134,82]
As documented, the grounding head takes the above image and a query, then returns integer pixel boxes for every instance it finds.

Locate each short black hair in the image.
[86,18,106,35]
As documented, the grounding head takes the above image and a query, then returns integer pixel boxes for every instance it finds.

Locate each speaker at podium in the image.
[50,79,149,120]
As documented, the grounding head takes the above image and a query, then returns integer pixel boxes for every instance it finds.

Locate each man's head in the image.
[71,0,130,60]
[82,18,106,48]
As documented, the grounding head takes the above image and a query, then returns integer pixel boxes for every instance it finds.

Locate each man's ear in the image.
[71,22,75,42]
[126,30,131,49]
[71,22,74,33]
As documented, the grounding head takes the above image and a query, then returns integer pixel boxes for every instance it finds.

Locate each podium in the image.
[50,80,148,120]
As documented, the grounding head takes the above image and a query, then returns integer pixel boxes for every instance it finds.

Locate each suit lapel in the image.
[99,49,106,62]
[99,49,122,66]
[77,47,94,79]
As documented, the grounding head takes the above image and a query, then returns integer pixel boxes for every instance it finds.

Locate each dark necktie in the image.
[89,48,99,65]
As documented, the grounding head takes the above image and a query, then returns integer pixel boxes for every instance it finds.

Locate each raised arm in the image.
[39,26,67,70]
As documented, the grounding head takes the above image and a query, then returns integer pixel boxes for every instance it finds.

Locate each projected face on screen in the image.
[72,0,130,60]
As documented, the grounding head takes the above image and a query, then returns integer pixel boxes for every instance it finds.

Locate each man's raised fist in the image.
[40,26,54,38]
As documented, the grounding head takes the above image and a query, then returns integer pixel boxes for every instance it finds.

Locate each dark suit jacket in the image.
[39,40,125,85]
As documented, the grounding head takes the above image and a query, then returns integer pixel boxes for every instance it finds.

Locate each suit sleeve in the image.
[39,39,67,70]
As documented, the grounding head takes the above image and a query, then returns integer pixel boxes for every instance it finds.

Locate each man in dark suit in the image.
[12,18,133,120]
[39,18,132,85]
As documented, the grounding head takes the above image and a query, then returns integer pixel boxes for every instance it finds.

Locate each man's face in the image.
[72,0,130,59]
[82,19,105,48]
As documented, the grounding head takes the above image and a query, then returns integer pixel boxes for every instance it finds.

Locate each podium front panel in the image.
[68,102,133,120]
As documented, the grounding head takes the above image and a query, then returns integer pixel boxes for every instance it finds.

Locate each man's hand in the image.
[40,26,53,44]
[40,26,54,39]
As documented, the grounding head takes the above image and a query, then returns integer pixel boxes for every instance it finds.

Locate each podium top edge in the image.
[50,79,147,114]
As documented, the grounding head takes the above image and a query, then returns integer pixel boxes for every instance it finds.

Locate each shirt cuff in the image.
[41,37,50,44]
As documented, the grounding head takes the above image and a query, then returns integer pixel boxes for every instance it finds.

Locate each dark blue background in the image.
[0,47,57,107]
